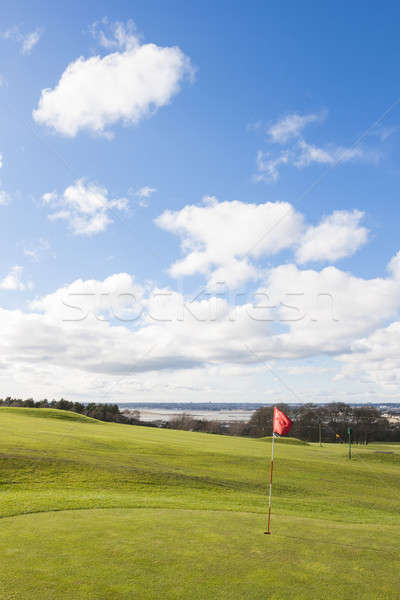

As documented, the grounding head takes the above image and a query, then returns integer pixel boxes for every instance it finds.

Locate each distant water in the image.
[119,402,264,423]
[122,407,256,423]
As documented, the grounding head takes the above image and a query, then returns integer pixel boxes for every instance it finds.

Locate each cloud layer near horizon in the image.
[0,197,399,401]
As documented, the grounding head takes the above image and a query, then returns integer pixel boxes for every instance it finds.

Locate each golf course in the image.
[0,407,399,599]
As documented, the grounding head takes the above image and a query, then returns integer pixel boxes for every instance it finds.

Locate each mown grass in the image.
[0,407,399,599]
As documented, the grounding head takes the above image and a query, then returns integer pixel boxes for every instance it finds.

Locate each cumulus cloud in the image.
[155,199,371,286]
[2,26,42,55]
[296,210,369,264]
[206,258,259,290]
[31,272,145,321]
[11,278,274,388]
[336,253,400,388]
[155,197,304,288]
[266,259,400,352]
[16,276,261,381]
[33,20,193,137]
[0,266,29,291]
[338,321,400,389]
[387,250,400,279]
[42,179,128,235]
[154,198,400,373]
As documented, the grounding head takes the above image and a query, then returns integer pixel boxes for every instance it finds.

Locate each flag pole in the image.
[265,430,275,535]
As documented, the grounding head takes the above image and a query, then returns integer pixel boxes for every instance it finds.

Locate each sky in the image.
[1,0,400,404]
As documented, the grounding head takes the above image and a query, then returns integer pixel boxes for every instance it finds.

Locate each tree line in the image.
[0,397,141,424]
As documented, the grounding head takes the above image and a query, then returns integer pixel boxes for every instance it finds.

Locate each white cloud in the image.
[336,253,400,389]
[338,321,400,389]
[42,179,128,236]
[294,140,365,167]
[33,21,193,137]
[155,197,304,288]
[255,151,289,183]
[256,260,400,359]
[0,288,270,402]
[207,258,259,290]
[90,18,139,51]
[153,198,400,371]
[296,210,369,264]
[9,277,272,382]
[31,272,145,321]
[285,365,332,375]
[255,140,368,183]
[2,26,42,55]
[387,250,400,279]
[255,110,377,183]
[21,29,42,55]
[0,266,29,291]
[135,186,156,198]
[156,200,371,288]
[133,186,157,207]
[268,112,323,144]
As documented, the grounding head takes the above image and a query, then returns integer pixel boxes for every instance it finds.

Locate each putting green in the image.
[1,508,399,600]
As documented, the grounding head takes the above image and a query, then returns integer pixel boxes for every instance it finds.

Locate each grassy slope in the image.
[0,407,399,599]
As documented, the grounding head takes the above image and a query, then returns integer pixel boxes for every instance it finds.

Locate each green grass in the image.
[0,407,399,599]
[257,436,309,445]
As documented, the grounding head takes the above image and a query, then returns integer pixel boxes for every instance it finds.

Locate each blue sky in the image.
[1,1,400,403]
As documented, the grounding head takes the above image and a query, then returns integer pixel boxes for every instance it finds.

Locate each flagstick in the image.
[265,432,275,535]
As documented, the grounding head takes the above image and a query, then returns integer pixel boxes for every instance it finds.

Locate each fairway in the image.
[0,408,399,599]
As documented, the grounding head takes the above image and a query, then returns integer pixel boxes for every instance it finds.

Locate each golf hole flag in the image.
[273,406,293,436]
[265,407,293,535]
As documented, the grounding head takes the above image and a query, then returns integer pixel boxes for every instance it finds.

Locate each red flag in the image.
[273,407,293,436]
